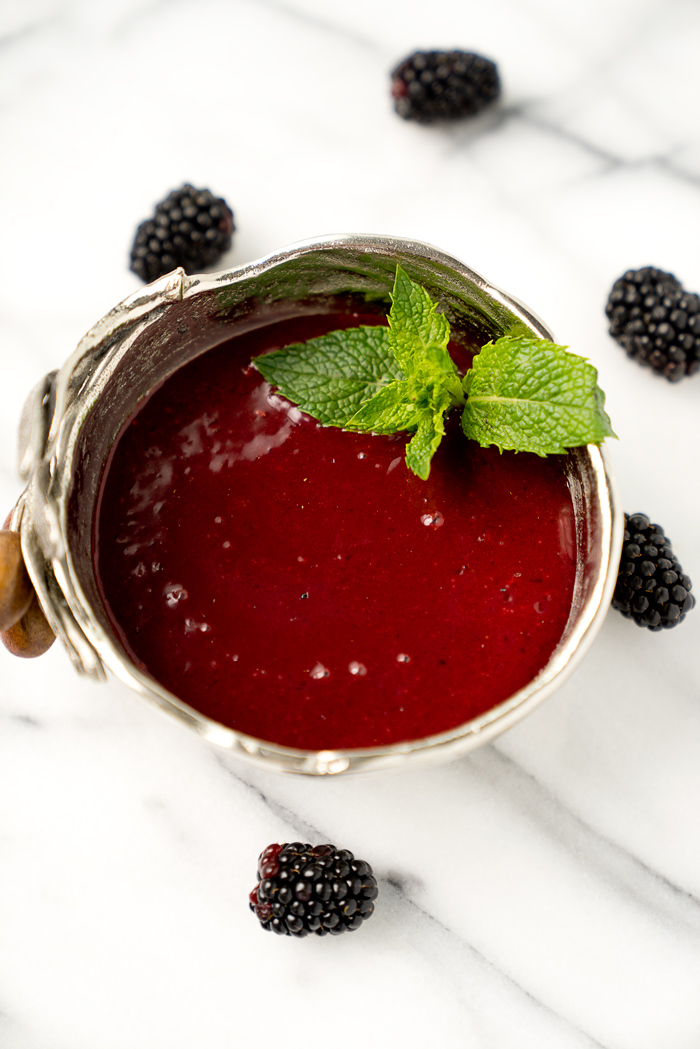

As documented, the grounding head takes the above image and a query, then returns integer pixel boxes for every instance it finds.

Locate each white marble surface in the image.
[2,1,700,1046]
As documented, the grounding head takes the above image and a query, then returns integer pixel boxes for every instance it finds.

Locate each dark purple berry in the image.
[612,513,694,630]
[391,50,500,123]
[249,843,377,937]
[605,267,700,381]
[130,183,234,283]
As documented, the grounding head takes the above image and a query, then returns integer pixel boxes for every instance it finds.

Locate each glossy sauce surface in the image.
[94,312,577,750]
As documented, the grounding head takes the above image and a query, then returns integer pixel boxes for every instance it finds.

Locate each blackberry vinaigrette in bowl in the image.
[94,309,578,751]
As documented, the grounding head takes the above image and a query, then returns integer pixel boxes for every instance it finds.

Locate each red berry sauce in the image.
[94,310,577,750]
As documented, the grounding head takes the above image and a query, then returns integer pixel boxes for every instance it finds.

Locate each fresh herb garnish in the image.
[461,336,616,456]
[253,265,615,478]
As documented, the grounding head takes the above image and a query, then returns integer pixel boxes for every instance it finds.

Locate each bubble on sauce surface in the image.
[185,618,211,634]
[164,583,188,607]
[310,663,330,679]
[421,511,444,529]
[348,661,367,676]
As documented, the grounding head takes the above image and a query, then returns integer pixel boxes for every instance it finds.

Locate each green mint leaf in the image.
[461,336,617,455]
[389,265,464,407]
[252,266,464,480]
[344,382,422,434]
[253,325,403,427]
[405,411,447,480]
[426,378,454,417]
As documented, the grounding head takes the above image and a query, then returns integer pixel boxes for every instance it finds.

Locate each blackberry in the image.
[612,513,694,630]
[391,50,500,123]
[605,267,700,381]
[130,184,235,283]
[249,842,378,937]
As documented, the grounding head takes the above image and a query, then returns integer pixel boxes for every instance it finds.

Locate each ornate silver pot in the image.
[9,234,622,774]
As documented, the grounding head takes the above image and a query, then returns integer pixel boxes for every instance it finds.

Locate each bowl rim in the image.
[15,233,623,774]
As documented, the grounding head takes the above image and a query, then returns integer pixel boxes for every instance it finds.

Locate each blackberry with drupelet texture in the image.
[391,50,500,123]
[605,267,700,382]
[612,513,694,630]
[249,842,378,937]
[130,184,235,283]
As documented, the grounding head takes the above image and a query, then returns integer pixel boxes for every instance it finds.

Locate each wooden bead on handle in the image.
[2,593,55,658]
[0,521,55,658]
[0,529,34,633]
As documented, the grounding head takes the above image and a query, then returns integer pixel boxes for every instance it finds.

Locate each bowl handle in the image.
[0,518,55,657]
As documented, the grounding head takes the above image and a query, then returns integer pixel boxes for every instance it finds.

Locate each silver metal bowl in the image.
[11,234,622,774]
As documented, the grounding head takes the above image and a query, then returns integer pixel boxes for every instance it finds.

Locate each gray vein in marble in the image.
[381,875,609,1049]
[654,153,700,189]
[0,1008,44,1049]
[0,1009,27,1049]
[0,23,41,52]
[101,0,385,51]
[212,751,609,1049]
[523,110,700,188]
[10,714,41,728]
[487,743,700,935]
[495,0,696,185]
[439,91,700,189]
[0,1012,11,1043]
[112,0,382,51]
[252,0,380,51]
[213,757,328,847]
[477,103,700,188]
[111,0,181,35]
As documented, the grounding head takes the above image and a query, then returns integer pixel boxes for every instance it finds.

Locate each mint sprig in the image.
[462,336,615,455]
[387,264,464,409]
[342,265,464,478]
[252,265,615,478]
